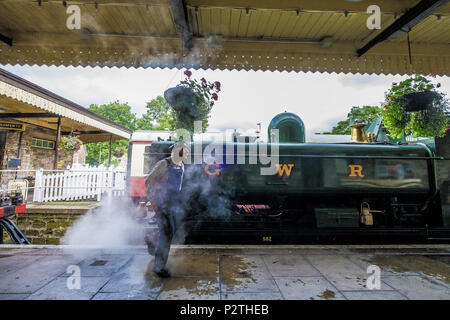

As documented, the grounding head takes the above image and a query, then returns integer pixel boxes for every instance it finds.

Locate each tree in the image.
[136,96,176,131]
[325,106,382,135]
[85,101,137,167]
[88,101,137,130]
[85,140,128,167]
[326,120,352,135]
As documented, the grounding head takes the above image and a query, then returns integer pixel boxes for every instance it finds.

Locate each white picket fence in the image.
[32,164,126,202]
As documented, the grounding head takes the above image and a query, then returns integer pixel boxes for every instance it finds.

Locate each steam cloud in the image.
[61,152,236,249]
[61,196,145,248]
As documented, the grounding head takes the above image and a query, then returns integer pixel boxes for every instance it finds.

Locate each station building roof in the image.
[0,0,449,75]
[0,68,132,143]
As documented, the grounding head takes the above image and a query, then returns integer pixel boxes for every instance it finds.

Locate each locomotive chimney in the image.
[350,123,368,143]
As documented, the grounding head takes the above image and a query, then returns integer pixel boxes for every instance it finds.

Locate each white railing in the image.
[32,164,126,202]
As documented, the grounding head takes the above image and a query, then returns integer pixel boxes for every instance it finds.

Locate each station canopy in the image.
[0,68,132,143]
[0,0,449,75]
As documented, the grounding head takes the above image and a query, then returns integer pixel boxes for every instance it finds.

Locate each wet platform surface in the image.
[0,244,449,300]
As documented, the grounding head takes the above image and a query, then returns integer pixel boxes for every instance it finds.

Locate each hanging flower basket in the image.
[164,86,201,118]
[163,70,221,134]
[399,91,441,112]
[113,146,126,158]
[59,135,83,154]
[381,76,448,139]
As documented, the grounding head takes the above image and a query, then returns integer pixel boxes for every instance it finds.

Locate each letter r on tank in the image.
[348,165,365,178]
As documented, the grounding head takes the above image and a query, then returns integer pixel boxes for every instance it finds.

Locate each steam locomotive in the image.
[128,112,450,243]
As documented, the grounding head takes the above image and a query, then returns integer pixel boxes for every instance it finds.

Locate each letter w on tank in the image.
[276,164,294,177]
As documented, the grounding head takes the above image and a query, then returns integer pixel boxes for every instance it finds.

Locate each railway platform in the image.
[0,244,448,300]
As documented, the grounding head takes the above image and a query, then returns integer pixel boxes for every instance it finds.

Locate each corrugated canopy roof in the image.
[0,0,449,75]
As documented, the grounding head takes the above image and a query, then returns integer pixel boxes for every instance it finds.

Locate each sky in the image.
[1,64,449,139]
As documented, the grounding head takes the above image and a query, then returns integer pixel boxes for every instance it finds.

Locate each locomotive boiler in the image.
[129,112,449,243]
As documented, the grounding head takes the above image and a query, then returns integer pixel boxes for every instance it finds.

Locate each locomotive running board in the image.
[183,227,450,245]
[0,218,31,245]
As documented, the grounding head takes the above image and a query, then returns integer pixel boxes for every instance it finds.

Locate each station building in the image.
[0,68,132,188]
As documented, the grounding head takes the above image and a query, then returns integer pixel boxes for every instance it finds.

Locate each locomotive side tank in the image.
[141,112,445,242]
[148,142,433,198]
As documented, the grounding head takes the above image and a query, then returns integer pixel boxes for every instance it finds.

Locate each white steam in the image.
[61,196,146,248]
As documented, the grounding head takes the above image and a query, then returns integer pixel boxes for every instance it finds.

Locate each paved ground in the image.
[0,244,449,300]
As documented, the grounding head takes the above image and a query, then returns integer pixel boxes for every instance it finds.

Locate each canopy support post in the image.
[108,134,112,167]
[53,116,61,170]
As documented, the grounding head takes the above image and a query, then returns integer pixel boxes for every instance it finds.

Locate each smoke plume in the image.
[61,196,145,248]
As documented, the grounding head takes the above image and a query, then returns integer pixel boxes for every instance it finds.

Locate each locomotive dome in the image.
[268,112,306,143]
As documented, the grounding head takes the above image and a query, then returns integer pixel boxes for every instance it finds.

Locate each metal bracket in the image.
[0,218,31,244]
[0,33,12,46]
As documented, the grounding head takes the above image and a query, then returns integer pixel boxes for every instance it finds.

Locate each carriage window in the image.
[143,146,152,175]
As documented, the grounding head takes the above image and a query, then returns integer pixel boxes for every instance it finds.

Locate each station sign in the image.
[7,158,21,169]
[0,122,25,131]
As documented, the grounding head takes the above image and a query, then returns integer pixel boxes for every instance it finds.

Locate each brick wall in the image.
[1,213,82,244]
[0,123,74,187]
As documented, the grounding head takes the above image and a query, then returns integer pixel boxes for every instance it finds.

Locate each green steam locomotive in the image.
[144,112,450,243]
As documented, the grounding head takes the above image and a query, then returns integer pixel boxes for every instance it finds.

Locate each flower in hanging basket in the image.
[113,146,126,158]
[381,75,448,139]
[163,71,222,134]
[59,135,83,154]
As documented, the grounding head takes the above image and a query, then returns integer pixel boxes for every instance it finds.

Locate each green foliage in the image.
[136,96,176,131]
[408,107,448,138]
[176,72,220,133]
[161,71,221,136]
[88,101,137,131]
[85,140,128,167]
[348,106,382,125]
[381,75,449,138]
[328,106,381,135]
[85,76,222,164]
[323,120,351,135]
[85,101,137,167]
